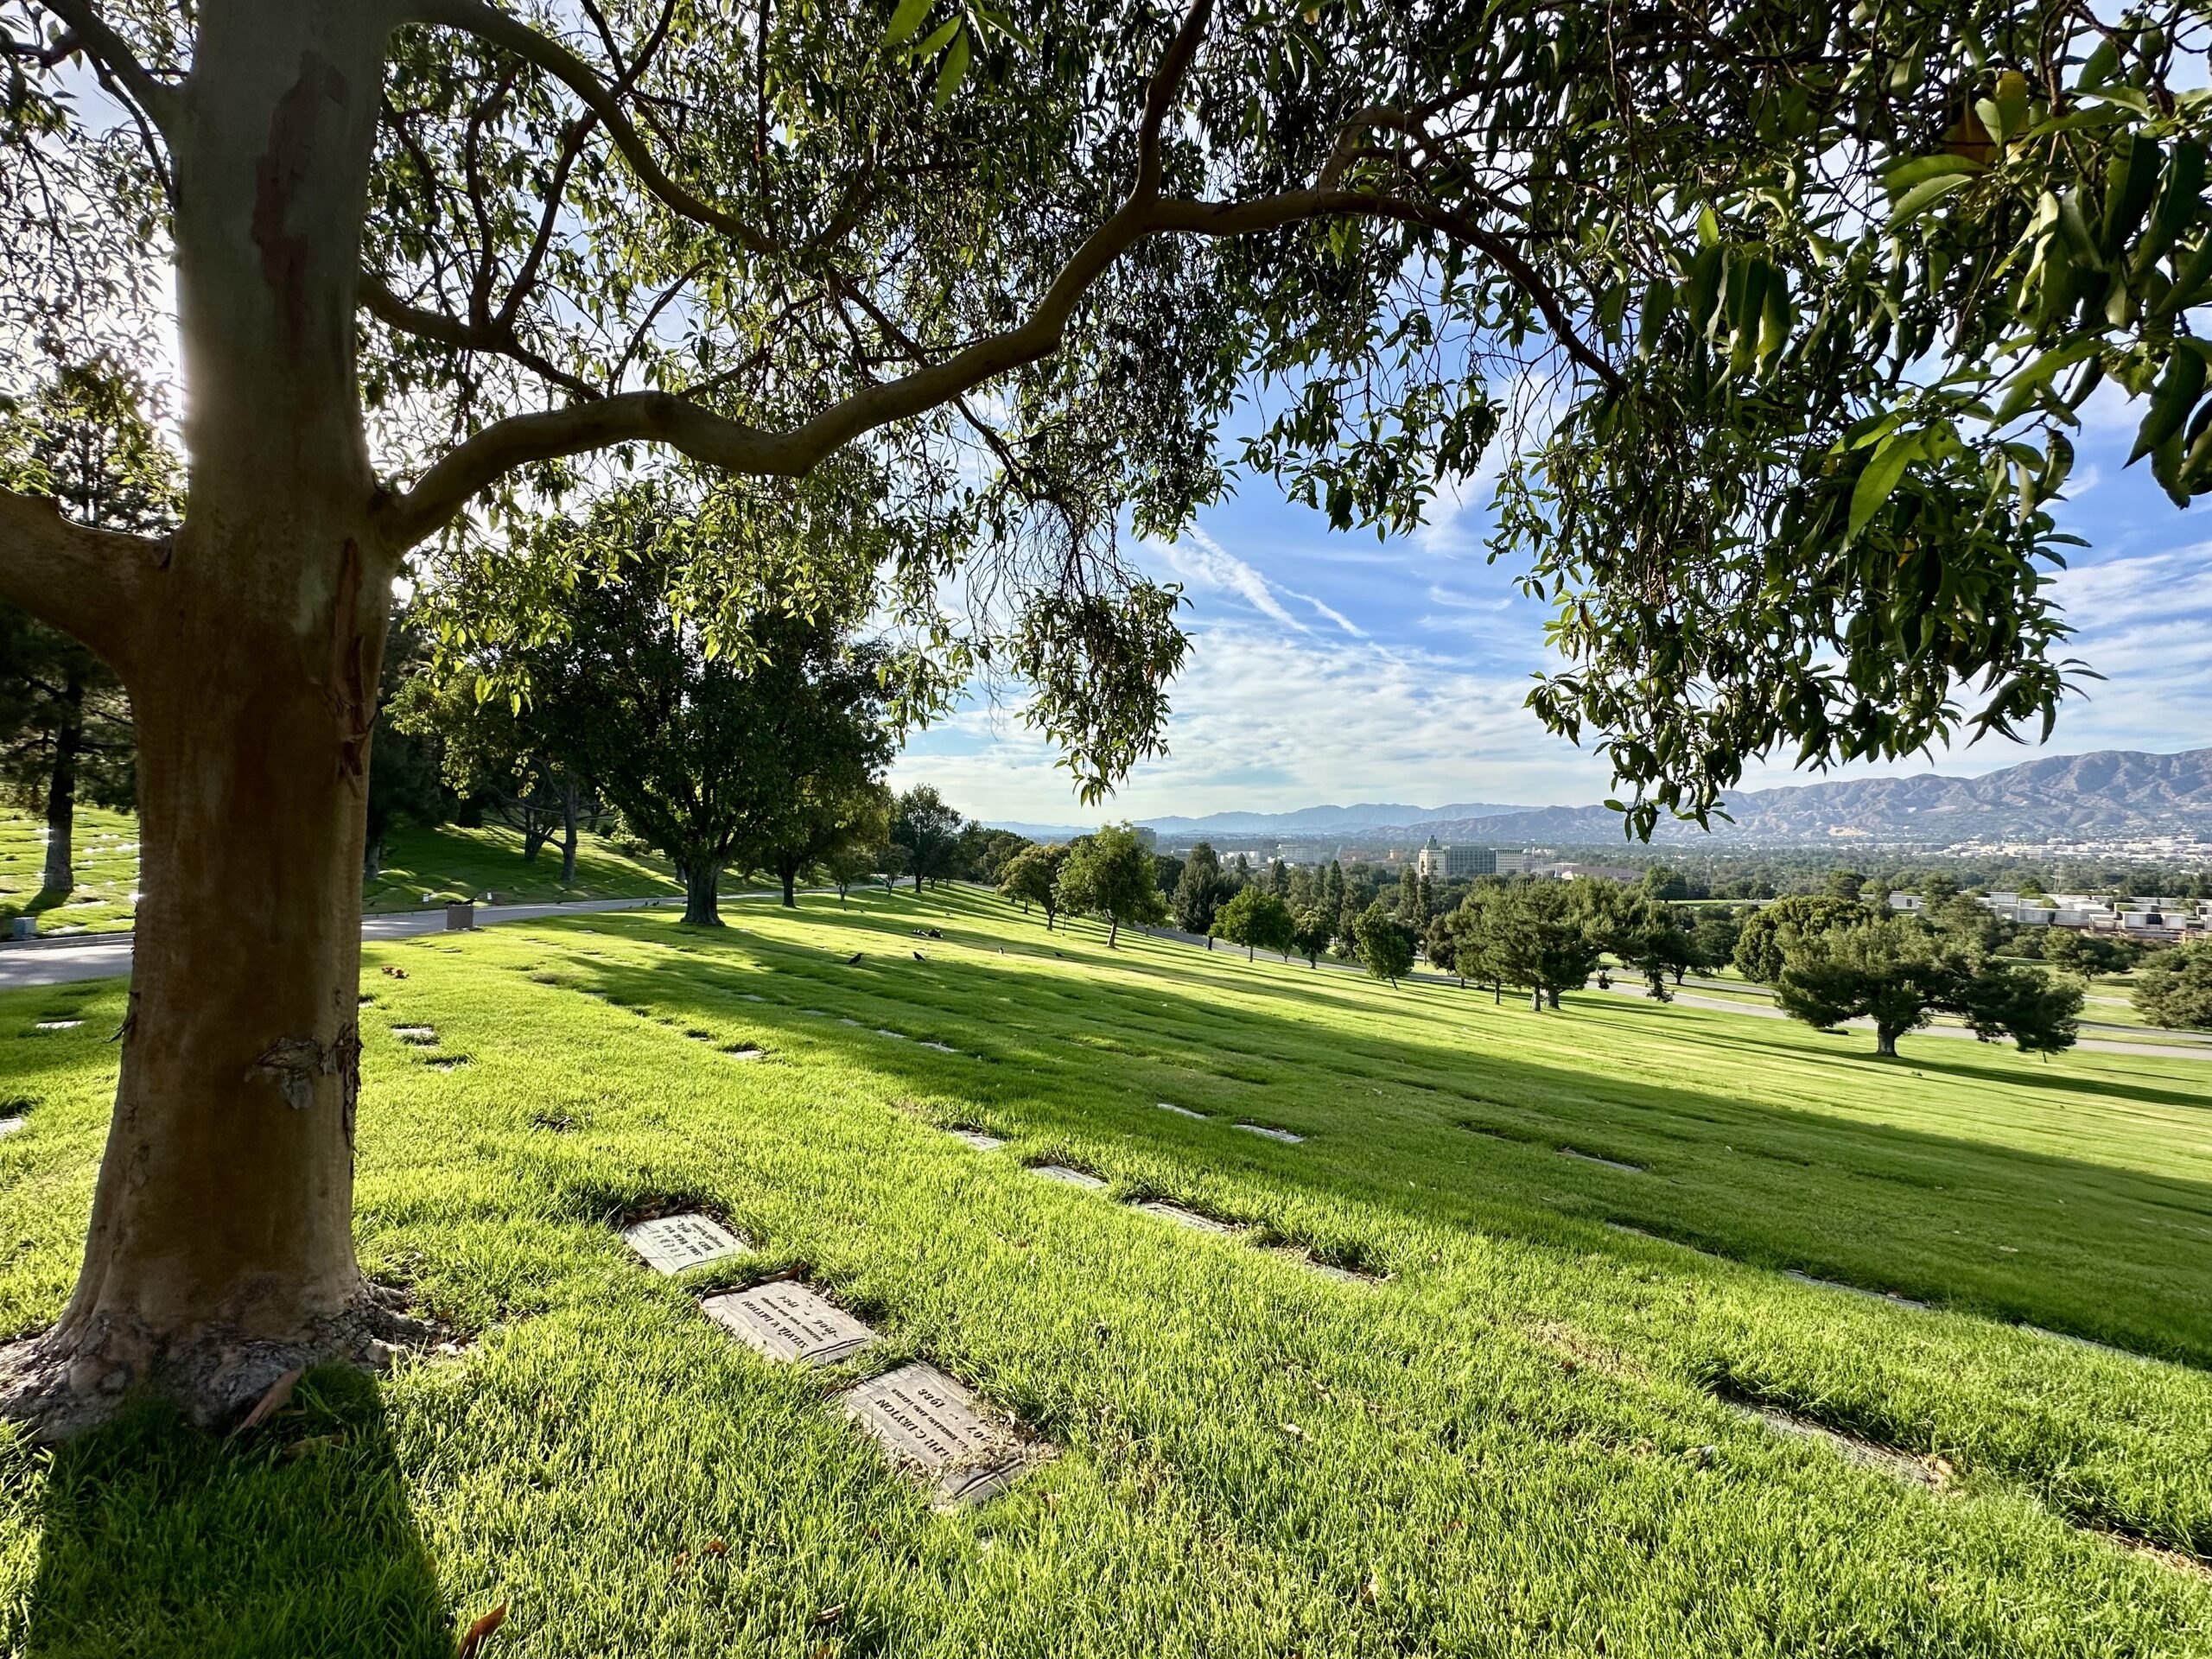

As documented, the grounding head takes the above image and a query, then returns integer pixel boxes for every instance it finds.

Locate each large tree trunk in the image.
[559,779,580,884]
[683,861,724,926]
[1875,1023,1901,1058]
[38,670,84,897]
[779,857,798,908]
[0,5,421,1436]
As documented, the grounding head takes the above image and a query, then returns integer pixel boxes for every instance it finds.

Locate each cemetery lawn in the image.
[0,808,142,936]
[0,810,689,936]
[3,887,2211,1656]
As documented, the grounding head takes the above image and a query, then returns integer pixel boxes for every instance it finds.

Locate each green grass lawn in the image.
[1,810,689,935]
[3,886,2210,1655]
[0,808,142,935]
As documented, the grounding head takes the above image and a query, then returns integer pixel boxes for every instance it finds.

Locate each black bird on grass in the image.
[912,950,927,962]
[843,952,861,966]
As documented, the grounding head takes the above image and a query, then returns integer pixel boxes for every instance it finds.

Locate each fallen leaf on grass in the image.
[703,1538,728,1557]
[285,1432,346,1460]
[814,1604,845,1627]
[230,1367,302,1438]
[381,966,408,979]
[456,1602,506,1657]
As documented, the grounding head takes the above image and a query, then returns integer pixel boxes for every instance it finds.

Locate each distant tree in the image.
[999,842,1071,930]
[1286,865,1319,914]
[1522,885,1607,1010]
[964,827,1034,887]
[822,842,880,905]
[1215,887,1295,962]
[1774,917,2079,1058]
[1290,906,1333,969]
[1732,894,1868,983]
[1955,963,2083,1056]
[390,661,591,881]
[1229,853,1254,892]
[1269,860,1292,900]
[1918,874,1961,906]
[1642,864,1690,902]
[1354,899,1416,988]
[1930,893,2004,954]
[1605,893,1694,999]
[890,786,969,894]
[1395,866,1424,924]
[1173,842,1226,936]
[2133,943,2212,1033]
[2045,930,2138,977]
[0,360,178,901]
[1056,824,1166,948]
[876,843,910,898]
[1826,869,1867,900]
[1688,910,1744,976]
[1438,888,1517,1003]
[1151,853,1185,902]
[766,777,895,910]
[1422,909,1465,985]
[363,615,451,881]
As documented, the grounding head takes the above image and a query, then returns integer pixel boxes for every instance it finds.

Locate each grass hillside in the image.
[0,811,686,935]
[2,887,2209,1655]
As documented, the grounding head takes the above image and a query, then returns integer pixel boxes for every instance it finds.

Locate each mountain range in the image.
[981,749,2212,849]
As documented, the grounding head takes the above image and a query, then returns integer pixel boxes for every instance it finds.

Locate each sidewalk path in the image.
[0,893,715,991]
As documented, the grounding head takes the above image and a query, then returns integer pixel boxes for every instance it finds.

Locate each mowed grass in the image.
[0,810,688,934]
[0,808,142,935]
[1,887,2210,1656]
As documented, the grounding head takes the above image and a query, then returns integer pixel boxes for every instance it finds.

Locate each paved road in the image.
[0,893,701,990]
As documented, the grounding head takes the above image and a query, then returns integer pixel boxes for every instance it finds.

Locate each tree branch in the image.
[359,274,602,404]
[406,0,776,257]
[35,0,178,132]
[375,0,1620,545]
[0,488,163,672]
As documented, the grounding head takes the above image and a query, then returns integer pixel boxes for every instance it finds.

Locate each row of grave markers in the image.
[620,1212,1037,1507]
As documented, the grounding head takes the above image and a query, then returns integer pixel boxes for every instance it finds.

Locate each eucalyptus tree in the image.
[3,0,2209,1431]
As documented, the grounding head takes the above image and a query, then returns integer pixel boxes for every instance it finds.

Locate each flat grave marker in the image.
[703,1280,877,1364]
[1559,1147,1643,1174]
[875,1028,908,1040]
[1135,1200,1241,1236]
[918,1040,958,1053]
[1156,1102,1206,1119]
[1235,1122,1304,1144]
[1028,1163,1108,1192]
[1284,1249,1382,1286]
[623,1212,753,1274]
[842,1361,1031,1506]
[722,1045,765,1061]
[1783,1268,1929,1311]
[390,1025,438,1045]
[950,1128,1006,1151]
[32,1020,82,1032]
[0,1116,24,1139]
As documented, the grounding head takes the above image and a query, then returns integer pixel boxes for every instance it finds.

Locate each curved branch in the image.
[360,274,602,403]
[36,0,178,132]
[375,0,1620,547]
[0,488,164,672]
[406,0,775,257]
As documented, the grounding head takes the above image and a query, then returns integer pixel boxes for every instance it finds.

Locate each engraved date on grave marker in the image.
[702,1280,877,1364]
[622,1212,752,1274]
[842,1361,1031,1506]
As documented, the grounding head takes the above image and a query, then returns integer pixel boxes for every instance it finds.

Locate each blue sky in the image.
[892,384,2212,826]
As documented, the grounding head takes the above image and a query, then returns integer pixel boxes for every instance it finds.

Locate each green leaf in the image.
[1883,154,1986,193]
[2128,346,2209,465]
[1847,430,1918,543]
[1886,172,1973,229]
[931,24,969,109]
[880,0,933,48]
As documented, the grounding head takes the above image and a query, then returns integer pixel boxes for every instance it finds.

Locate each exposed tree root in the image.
[0,1280,458,1442]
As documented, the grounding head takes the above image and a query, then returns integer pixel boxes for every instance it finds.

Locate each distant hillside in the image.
[1139,800,1529,838]
[1400,748,2212,847]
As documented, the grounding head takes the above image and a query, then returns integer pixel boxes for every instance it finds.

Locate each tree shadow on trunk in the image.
[14,1364,451,1656]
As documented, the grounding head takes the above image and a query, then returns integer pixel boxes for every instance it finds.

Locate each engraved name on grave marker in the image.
[842,1361,1028,1505]
[622,1212,752,1274]
[702,1280,878,1363]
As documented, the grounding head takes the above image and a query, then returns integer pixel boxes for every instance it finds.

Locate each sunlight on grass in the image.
[2,886,2209,1655]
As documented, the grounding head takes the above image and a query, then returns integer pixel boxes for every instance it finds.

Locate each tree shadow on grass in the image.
[14,1366,451,1659]
[543,898,2212,1367]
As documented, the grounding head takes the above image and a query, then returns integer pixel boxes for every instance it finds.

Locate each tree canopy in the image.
[1056,823,1166,948]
